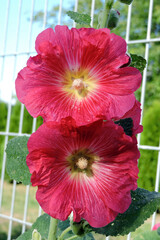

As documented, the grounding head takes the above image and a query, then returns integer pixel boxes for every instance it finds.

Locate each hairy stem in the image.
[48,217,58,240]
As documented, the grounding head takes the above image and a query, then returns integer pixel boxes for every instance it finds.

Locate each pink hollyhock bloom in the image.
[27,118,140,228]
[16,26,141,125]
[152,223,160,231]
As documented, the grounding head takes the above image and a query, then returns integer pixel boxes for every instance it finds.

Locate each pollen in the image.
[71,78,88,92]
[76,157,88,170]
[63,69,97,99]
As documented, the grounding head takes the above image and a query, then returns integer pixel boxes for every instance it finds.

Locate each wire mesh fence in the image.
[0,0,160,239]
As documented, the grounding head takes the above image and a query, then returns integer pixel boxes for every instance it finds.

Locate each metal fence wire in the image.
[0,0,160,240]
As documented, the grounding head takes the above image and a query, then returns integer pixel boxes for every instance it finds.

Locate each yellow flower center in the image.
[62,69,97,100]
[72,78,88,92]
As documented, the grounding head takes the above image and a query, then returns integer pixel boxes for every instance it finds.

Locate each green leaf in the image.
[67,11,91,25]
[16,214,50,240]
[16,214,95,240]
[130,53,147,72]
[89,188,160,236]
[6,136,31,185]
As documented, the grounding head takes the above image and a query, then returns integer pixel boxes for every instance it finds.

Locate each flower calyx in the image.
[70,217,91,236]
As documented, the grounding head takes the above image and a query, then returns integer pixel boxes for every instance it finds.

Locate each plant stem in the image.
[48,217,58,240]
[100,0,114,28]
[58,226,72,240]
[65,236,78,240]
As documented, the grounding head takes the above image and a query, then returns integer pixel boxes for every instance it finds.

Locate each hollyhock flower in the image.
[16,26,141,125]
[27,118,140,228]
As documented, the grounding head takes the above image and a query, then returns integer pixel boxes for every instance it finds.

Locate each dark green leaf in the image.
[67,11,91,25]
[6,136,31,185]
[16,214,94,240]
[89,188,160,236]
[115,118,133,136]
[130,54,147,72]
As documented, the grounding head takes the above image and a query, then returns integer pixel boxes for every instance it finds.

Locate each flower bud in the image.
[32,229,41,240]
[107,9,120,30]
[70,220,85,236]
[118,0,134,5]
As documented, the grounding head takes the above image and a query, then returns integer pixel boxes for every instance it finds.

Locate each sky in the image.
[0,0,73,103]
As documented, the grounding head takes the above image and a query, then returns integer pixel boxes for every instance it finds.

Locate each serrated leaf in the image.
[89,188,160,236]
[6,136,31,185]
[16,214,95,240]
[130,54,147,72]
[67,11,91,25]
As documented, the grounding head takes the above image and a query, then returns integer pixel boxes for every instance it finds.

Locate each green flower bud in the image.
[32,229,41,240]
[118,0,134,5]
[70,216,91,237]
[70,220,85,236]
[107,9,120,30]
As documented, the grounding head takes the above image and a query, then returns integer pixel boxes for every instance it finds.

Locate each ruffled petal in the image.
[16,26,142,125]
[27,119,139,227]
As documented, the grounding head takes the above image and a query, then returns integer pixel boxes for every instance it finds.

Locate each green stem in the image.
[100,0,114,28]
[48,217,58,240]
[65,236,78,240]
[58,226,72,240]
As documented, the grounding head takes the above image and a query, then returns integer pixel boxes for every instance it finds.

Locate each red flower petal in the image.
[114,100,143,135]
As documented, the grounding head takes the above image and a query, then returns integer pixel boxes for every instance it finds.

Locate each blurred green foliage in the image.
[0,225,24,240]
[138,101,160,191]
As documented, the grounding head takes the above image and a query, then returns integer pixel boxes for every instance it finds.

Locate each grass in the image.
[0,180,160,240]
